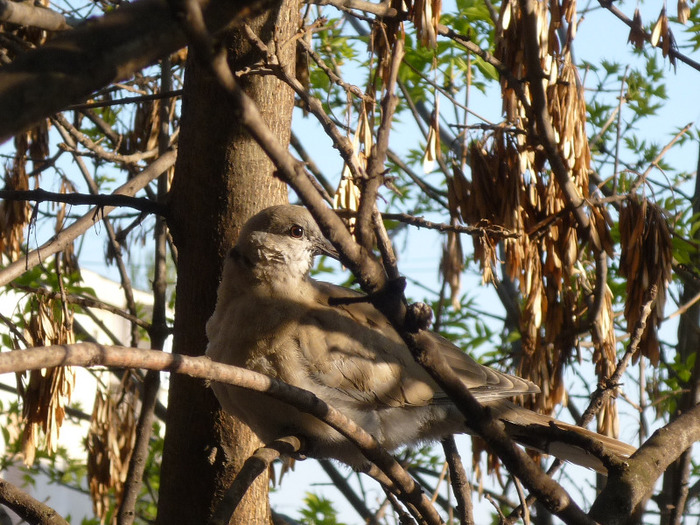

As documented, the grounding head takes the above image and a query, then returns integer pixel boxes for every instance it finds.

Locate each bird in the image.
[206,204,636,472]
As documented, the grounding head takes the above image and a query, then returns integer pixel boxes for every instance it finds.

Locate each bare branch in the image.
[240,24,366,186]
[441,436,474,525]
[318,459,382,525]
[0,149,177,287]
[289,132,335,201]
[356,37,403,251]
[591,404,700,523]
[53,114,160,165]
[117,58,173,525]
[0,0,76,31]
[0,476,69,525]
[631,122,695,193]
[307,0,398,17]
[209,437,302,525]
[0,188,164,215]
[579,286,658,429]
[9,284,152,330]
[518,0,596,250]
[0,0,279,143]
[0,342,440,525]
[298,36,371,103]
[68,90,184,111]
[598,0,700,73]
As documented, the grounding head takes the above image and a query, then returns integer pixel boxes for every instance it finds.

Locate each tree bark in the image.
[157,2,298,523]
[658,141,700,525]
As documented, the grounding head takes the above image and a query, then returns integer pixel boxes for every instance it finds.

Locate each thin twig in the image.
[117,57,172,525]
[67,90,185,111]
[631,122,694,193]
[0,189,164,216]
[357,37,403,251]
[54,120,143,346]
[0,150,177,287]
[53,113,159,165]
[578,285,658,429]
[318,459,382,525]
[598,0,700,72]
[289,132,335,200]
[441,436,474,525]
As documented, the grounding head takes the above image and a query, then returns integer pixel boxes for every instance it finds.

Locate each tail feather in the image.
[489,401,636,474]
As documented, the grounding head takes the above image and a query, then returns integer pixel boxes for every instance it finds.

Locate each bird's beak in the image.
[314,237,340,260]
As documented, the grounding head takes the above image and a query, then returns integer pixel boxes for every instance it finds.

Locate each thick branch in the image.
[0,476,68,525]
[0,149,176,287]
[0,0,279,143]
[403,329,594,525]
[518,0,597,250]
[591,404,700,524]
[209,437,302,525]
[0,0,75,31]
[0,343,441,525]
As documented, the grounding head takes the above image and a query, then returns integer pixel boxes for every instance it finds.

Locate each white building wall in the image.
[0,270,167,523]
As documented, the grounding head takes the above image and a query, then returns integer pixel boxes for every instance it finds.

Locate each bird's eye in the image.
[290,225,304,238]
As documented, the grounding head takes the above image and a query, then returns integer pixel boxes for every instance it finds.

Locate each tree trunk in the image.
[157,3,298,523]
[658,142,700,525]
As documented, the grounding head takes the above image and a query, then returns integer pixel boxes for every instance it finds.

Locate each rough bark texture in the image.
[157,2,298,523]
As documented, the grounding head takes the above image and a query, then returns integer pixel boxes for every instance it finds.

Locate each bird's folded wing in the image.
[303,280,539,409]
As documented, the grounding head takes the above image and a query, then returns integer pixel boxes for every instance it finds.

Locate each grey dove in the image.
[206,204,636,472]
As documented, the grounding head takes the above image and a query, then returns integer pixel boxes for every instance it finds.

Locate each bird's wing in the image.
[432,334,539,400]
[303,280,538,409]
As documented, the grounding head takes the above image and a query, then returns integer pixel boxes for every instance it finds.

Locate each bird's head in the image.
[234,205,339,283]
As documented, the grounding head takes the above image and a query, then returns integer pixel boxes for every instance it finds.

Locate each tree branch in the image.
[598,0,700,73]
[0,188,164,215]
[0,149,176,287]
[318,459,382,525]
[578,286,658,430]
[518,0,597,250]
[591,404,700,523]
[0,0,280,143]
[209,437,302,525]
[0,0,76,31]
[0,342,441,525]
[441,436,474,525]
[9,284,152,330]
[308,0,398,17]
[0,476,69,525]
[356,37,403,251]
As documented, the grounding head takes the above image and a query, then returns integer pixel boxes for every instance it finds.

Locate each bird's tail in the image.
[489,401,636,474]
